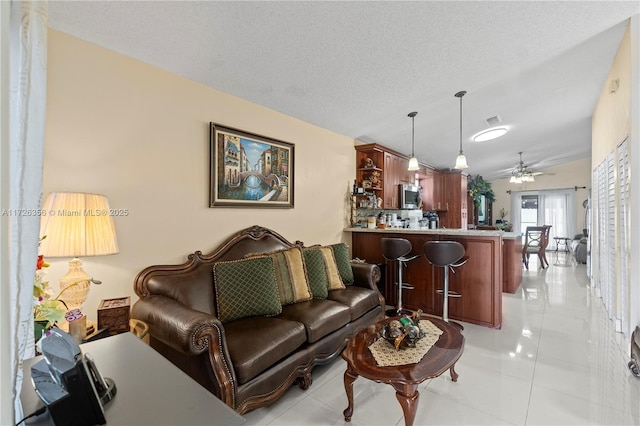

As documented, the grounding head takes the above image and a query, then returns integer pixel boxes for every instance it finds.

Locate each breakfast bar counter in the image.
[345,228,522,329]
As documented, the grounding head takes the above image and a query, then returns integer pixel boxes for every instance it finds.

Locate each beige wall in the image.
[490,156,592,229]
[592,24,632,165]
[590,18,639,336]
[43,30,356,315]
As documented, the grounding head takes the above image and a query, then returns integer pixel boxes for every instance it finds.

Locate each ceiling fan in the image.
[510,152,543,183]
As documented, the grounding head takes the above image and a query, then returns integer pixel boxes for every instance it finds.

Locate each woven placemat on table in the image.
[368,320,443,367]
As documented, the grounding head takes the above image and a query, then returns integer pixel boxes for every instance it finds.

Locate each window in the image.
[520,195,538,235]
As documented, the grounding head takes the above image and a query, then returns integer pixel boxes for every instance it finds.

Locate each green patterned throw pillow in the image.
[302,248,329,299]
[213,256,282,324]
[330,243,354,285]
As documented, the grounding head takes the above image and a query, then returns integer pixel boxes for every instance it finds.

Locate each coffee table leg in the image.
[450,363,459,382]
[392,384,419,426]
[343,366,358,422]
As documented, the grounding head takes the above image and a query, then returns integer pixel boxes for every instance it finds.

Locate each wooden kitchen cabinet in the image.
[383,152,399,208]
[356,144,414,210]
[398,157,415,184]
[355,145,385,204]
[438,171,468,229]
[356,144,465,218]
[418,167,435,210]
[432,169,446,212]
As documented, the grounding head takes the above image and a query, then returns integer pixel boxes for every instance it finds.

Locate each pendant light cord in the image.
[459,95,463,154]
[408,111,417,156]
[455,91,466,155]
[412,114,415,156]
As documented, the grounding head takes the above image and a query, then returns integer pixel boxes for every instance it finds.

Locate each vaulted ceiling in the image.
[48,1,639,180]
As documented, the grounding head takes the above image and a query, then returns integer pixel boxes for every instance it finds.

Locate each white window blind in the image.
[593,155,616,321]
[617,138,630,335]
[592,166,600,293]
[606,153,617,323]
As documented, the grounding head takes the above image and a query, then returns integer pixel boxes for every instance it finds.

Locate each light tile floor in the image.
[243,252,640,425]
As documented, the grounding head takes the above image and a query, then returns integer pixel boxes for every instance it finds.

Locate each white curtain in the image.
[7,0,48,423]
[538,189,577,246]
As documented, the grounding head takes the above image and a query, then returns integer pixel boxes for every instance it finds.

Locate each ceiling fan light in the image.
[473,127,508,142]
[407,156,419,171]
[455,153,468,169]
[509,175,518,183]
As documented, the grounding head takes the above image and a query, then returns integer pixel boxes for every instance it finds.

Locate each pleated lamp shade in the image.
[40,192,119,257]
[39,192,119,313]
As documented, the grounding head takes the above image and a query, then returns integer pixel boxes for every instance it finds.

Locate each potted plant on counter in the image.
[467,175,495,207]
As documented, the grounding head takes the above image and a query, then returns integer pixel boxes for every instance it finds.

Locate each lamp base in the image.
[58,258,91,313]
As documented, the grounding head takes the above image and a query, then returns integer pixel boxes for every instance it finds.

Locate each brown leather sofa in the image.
[131,225,383,414]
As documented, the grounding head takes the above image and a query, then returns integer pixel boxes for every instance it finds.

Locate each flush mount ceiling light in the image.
[473,127,508,142]
[454,90,468,170]
[407,111,419,171]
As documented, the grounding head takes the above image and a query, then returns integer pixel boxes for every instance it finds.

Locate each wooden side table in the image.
[342,316,464,426]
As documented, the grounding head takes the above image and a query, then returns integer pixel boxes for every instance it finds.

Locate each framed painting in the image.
[210,123,294,208]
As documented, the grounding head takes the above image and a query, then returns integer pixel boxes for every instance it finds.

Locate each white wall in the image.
[43,30,356,317]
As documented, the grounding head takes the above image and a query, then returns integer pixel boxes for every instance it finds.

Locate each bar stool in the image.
[381,238,420,317]
[423,241,467,326]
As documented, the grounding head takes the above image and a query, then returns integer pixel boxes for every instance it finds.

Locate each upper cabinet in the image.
[355,145,385,196]
[383,152,399,208]
[356,144,415,209]
[398,157,415,184]
[355,144,467,226]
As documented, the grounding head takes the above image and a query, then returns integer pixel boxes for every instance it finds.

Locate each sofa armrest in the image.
[131,296,237,408]
[351,262,381,291]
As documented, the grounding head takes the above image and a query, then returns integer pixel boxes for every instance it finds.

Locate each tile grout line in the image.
[523,286,546,426]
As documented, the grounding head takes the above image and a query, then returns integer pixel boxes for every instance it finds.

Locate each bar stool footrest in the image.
[436,289,462,298]
[395,282,415,290]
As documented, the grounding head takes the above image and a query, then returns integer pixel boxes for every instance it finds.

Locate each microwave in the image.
[399,184,420,209]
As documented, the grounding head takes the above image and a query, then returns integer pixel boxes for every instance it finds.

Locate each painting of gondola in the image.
[210,123,294,208]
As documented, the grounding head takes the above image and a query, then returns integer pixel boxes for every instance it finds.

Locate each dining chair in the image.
[522,226,549,269]
[541,225,552,267]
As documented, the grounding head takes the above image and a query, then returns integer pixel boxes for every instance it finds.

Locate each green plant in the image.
[467,175,495,207]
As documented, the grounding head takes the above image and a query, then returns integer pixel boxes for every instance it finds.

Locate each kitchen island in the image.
[345,228,522,329]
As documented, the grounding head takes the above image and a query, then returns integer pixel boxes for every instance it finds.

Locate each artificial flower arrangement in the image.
[34,237,101,345]
[33,237,68,342]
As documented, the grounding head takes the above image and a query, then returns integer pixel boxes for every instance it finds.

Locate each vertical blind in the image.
[592,137,632,336]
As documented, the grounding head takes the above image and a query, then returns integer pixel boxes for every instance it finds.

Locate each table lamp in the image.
[39,192,119,313]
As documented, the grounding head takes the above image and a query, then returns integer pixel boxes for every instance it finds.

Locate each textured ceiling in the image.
[48,1,639,180]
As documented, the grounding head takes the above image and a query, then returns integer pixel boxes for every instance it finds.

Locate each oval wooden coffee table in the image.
[342,316,464,426]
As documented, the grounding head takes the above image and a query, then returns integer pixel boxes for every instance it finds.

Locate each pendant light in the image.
[454,90,469,169]
[407,111,419,171]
